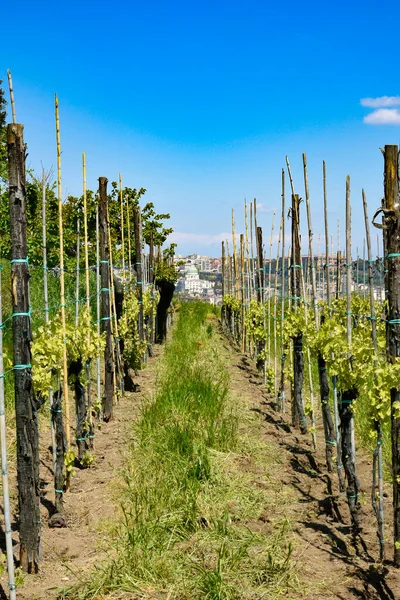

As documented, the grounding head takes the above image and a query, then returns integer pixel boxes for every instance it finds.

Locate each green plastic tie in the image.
[55,489,64,494]
[387,253,400,259]
[290,264,303,269]
[388,319,400,324]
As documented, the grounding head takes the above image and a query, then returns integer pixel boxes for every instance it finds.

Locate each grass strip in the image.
[62,301,296,599]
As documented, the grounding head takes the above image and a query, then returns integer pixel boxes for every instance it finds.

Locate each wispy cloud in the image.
[361,96,400,108]
[257,203,277,214]
[364,108,400,125]
[168,231,233,246]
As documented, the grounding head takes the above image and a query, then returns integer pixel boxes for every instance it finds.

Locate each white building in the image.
[184,266,213,295]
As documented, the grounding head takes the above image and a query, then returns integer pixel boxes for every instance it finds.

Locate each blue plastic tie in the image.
[11,258,29,264]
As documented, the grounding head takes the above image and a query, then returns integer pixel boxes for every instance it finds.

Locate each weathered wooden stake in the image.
[304,154,334,465]
[99,177,114,421]
[149,230,155,347]
[55,96,71,455]
[381,145,400,565]
[0,234,17,599]
[291,193,307,434]
[267,213,276,368]
[279,169,286,412]
[8,123,41,572]
[363,189,385,560]
[134,205,144,342]
[82,153,93,447]
[96,205,102,417]
[340,175,361,534]
[240,234,245,352]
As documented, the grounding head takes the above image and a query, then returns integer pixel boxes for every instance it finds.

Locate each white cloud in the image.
[361,96,400,108]
[364,108,400,125]
[168,231,233,246]
[256,203,276,214]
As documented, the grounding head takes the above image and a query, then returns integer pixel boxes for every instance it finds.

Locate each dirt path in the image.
[218,324,400,600]
[0,344,162,600]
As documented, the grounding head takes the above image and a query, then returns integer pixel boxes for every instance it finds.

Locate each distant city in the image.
[173,253,386,304]
[173,254,222,304]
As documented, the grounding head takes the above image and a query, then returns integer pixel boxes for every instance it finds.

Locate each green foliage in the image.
[154,245,179,284]
[119,292,147,370]
[222,294,242,315]
[245,299,265,342]
[282,295,396,445]
[141,201,173,246]
[31,308,105,399]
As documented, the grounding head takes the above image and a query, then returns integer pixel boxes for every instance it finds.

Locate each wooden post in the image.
[250,202,255,300]
[126,194,133,291]
[8,123,41,573]
[82,152,93,447]
[106,201,122,393]
[267,213,276,367]
[42,169,58,483]
[363,189,385,560]
[55,96,71,454]
[363,238,366,299]
[382,145,400,565]
[304,154,334,466]
[240,234,245,352]
[256,226,263,305]
[273,220,282,398]
[149,231,155,346]
[99,177,114,421]
[340,175,361,533]
[323,161,331,305]
[279,169,286,412]
[120,174,126,292]
[95,205,102,417]
[134,206,144,342]
[255,226,266,371]
[221,241,226,327]
[0,267,17,598]
[245,200,251,306]
[291,193,307,434]
[75,218,80,326]
[324,163,343,482]
[232,210,239,301]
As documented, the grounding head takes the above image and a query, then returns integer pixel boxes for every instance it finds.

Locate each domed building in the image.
[184,265,213,295]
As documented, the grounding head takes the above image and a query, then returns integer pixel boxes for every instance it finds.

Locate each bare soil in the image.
[220,324,400,600]
[2,323,400,599]
[0,344,161,600]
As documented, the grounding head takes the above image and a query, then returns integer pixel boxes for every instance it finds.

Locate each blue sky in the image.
[3,0,400,257]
